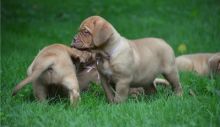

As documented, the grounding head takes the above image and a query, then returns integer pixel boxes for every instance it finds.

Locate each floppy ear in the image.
[208,55,220,74]
[93,20,113,47]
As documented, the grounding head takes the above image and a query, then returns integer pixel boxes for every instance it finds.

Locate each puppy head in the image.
[71,16,113,49]
[79,51,96,63]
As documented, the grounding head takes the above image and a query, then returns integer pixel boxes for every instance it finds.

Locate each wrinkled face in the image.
[71,16,113,50]
[71,25,94,49]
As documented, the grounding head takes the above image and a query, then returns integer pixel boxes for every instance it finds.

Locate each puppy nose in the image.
[70,43,74,48]
[73,37,76,42]
[70,37,76,47]
[70,41,75,48]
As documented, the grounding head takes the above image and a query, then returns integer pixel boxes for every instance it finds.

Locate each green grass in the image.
[1,0,220,126]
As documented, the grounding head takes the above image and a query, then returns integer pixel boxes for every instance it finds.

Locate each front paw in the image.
[113,95,126,104]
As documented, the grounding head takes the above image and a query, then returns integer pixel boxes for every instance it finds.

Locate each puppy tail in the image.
[153,78,170,87]
[12,60,54,96]
[12,76,34,96]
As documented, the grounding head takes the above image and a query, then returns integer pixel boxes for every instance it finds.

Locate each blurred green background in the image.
[1,0,220,127]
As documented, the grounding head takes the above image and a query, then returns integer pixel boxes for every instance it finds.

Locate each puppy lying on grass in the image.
[12,44,92,105]
[176,53,220,76]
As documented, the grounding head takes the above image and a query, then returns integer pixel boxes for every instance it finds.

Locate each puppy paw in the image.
[175,89,183,96]
[70,90,81,107]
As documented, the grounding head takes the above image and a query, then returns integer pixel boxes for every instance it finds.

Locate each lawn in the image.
[1,0,220,126]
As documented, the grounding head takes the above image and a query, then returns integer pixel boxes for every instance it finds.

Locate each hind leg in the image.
[62,76,80,106]
[33,80,47,101]
[163,67,183,96]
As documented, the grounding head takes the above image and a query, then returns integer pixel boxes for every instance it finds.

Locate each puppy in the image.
[176,53,220,76]
[72,16,182,103]
[77,62,100,91]
[12,44,92,105]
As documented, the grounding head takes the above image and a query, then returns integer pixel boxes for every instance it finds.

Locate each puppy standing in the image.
[12,44,91,105]
[72,16,182,103]
[176,53,220,76]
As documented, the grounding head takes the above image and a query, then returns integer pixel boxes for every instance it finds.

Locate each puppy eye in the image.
[84,29,90,34]
[82,30,90,36]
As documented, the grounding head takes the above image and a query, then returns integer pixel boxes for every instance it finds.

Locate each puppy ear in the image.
[93,21,112,47]
[208,55,220,74]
